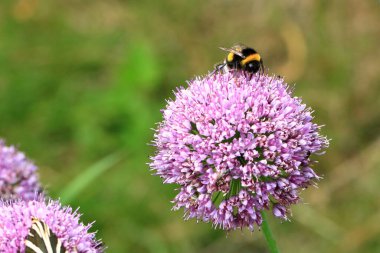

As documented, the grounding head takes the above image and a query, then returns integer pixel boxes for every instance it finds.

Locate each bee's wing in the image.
[232,43,248,50]
[219,46,245,58]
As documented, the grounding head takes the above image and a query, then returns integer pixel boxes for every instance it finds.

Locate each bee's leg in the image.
[232,62,240,86]
[246,72,253,80]
[255,70,260,82]
[256,61,265,82]
[210,62,226,75]
[240,65,252,80]
[232,62,237,77]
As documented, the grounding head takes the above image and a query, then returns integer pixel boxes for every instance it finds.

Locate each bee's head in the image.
[243,60,261,73]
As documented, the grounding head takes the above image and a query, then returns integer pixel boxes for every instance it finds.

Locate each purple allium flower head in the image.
[0,197,103,252]
[150,72,329,230]
[0,140,42,201]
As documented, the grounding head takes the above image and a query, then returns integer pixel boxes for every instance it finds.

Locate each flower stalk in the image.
[261,211,280,253]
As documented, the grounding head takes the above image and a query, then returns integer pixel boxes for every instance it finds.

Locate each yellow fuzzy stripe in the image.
[227,52,235,62]
[241,53,261,65]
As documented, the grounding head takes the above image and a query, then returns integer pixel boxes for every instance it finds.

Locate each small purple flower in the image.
[150,72,329,230]
[0,197,103,252]
[0,140,42,200]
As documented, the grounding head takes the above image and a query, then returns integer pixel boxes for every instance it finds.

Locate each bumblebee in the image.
[214,44,264,75]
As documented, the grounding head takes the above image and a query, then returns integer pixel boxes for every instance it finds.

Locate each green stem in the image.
[261,211,280,253]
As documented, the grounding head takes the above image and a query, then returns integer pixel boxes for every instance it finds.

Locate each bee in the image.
[213,44,264,76]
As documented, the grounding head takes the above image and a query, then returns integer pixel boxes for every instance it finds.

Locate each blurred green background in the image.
[1,0,380,252]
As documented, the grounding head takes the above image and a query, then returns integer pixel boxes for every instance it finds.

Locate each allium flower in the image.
[0,140,42,200]
[150,72,329,230]
[0,197,103,252]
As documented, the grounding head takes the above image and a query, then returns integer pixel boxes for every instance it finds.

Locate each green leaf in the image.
[59,152,122,203]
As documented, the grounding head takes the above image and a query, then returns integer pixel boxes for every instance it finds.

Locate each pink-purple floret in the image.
[0,140,41,201]
[0,198,103,252]
[150,72,329,230]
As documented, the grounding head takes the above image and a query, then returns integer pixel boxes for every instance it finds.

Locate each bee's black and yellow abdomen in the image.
[215,44,264,75]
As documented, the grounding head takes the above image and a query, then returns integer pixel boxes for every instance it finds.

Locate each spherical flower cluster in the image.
[0,197,103,252]
[151,72,329,230]
[0,140,42,200]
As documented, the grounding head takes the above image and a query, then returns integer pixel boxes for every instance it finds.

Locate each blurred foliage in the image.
[0,0,380,252]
